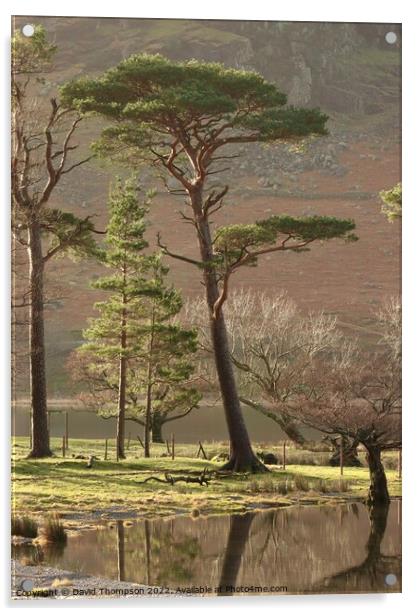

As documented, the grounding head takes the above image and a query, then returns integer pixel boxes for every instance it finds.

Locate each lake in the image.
[13,500,401,595]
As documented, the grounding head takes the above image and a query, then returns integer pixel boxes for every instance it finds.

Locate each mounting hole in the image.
[385,31,397,45]
[385,573,397,586]
[22,24,35,37]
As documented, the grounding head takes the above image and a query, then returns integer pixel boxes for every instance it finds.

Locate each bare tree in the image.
[12,26,97,457]
[284,298,401,505]
[185,290,341,446]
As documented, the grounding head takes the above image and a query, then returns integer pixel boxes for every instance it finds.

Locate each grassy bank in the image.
[12,438,401,523]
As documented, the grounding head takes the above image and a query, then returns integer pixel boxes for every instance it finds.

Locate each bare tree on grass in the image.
[12,26,98,457]
[285,298,401,505]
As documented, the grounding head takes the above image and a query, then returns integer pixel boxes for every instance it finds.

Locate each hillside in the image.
[12,17,401,398]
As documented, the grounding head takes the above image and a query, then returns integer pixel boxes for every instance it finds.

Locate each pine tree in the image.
[62,54,357,471]
[75,179,200,457]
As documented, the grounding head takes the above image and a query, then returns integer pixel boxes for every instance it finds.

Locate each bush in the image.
[12,516,38,538]
[40,515,67,544]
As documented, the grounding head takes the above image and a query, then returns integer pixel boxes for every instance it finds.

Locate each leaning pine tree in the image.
[62,54,357,471]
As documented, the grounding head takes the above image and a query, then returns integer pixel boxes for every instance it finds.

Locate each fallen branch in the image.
[136,467,212,486]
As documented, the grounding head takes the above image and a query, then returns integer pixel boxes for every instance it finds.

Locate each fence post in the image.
[65,412,69,449]
[282,441,286,470]
[104,438,108,461]
[340,437,344,476]
[171,433,175,460]
[116,438,119,462]
[62,435,66,458]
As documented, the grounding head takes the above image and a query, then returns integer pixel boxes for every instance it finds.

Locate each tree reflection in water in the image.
[316,502,401,592]
[116,521,125,582]
[218,513,255,595]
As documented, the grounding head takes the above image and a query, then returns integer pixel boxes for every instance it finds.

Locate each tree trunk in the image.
[191,187,265,472]
[151,412,164,443]
[329,436,362,467]
[364,443,390,506]
[27,220,52,458]
[144,381,152,458]
[144,309,155,459]
[116,301,127,460]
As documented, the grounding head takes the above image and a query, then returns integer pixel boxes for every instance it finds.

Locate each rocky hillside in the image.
[12,17,401,397]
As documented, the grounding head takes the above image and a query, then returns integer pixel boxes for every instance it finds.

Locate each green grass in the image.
[11,438,401,522]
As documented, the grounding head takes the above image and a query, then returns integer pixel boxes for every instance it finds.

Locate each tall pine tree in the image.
[75,179,200,457]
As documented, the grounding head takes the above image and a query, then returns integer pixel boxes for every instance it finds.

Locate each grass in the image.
[11,437,402,522]
[12,515,38,538]
[39,514,67,545]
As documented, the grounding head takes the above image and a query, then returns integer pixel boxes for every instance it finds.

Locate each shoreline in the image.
[11,560,180,600]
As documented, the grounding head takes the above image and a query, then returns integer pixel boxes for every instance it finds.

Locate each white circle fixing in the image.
[22,24,35,37]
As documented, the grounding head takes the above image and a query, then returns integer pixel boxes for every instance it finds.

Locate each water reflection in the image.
[218,513,255,595]
[318,503,401,593]
[13,501,401,595]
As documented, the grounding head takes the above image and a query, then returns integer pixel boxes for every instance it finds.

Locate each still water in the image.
[14,501,401,595]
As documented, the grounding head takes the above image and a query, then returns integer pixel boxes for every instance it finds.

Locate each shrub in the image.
[12,516,38,538]
[40,515,67,544]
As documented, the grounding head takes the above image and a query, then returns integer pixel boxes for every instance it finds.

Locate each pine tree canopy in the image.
[60,53,328,163]
[212,215,357,268]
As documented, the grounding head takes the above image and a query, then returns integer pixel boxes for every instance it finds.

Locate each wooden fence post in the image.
[104,438,108,461]
[282,441,286,470]
[62,435,66,458]
[65,412,69,449]
[196,441,208,460]
[340,437,344,476]
[171,433,175,460]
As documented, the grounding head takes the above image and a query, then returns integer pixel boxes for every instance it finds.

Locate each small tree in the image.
[380,182,402,222]
[61,54,357,471]
[73,179,200,457]
[283,299,401,505]
[12,26,97,457]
